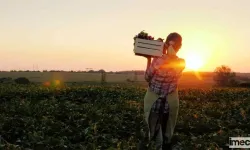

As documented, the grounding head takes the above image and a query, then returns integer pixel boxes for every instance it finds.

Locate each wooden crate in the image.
[133,38,164,57]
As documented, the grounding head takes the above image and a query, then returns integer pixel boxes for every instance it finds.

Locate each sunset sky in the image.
[1,0,250,72]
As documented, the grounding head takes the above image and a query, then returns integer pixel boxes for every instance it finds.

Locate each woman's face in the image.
[173,39,182,52]
[163,37,182,54]
[174,43,182,52]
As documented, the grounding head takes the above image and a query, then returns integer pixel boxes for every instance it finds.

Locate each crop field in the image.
[0,84,250,150]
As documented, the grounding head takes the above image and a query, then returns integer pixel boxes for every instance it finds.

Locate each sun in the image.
[185,54,204,71]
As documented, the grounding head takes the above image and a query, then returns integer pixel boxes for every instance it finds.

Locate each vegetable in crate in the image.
[133,31,164,41]
[148,36,154,40]
[134,31,152,40]
[138,31,148,39]
[133,31,153,45]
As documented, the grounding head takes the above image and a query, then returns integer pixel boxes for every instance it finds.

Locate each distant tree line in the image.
[2,65,250,88]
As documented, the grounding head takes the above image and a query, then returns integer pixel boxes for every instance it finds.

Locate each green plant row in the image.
[0,84,249,149]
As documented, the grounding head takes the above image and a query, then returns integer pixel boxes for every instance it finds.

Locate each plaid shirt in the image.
[145,54,185,114]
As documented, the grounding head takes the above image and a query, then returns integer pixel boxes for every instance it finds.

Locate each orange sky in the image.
[1,0,250,72]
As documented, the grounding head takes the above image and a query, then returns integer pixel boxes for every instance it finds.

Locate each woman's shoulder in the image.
[177,58,186,69]
[178,57,184,60]
[178,58,185,63]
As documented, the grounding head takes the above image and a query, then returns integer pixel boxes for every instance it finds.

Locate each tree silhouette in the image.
[213,65,237,87]
[100,69,106,84]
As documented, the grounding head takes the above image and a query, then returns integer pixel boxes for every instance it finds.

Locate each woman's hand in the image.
[142,55,151,59]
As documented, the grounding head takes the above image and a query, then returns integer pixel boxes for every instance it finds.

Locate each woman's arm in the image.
[145,57,160,82]
[146,57,152,71]
[144,56,153,82]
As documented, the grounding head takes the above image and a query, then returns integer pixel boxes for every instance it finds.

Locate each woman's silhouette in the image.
[143,32,185,150]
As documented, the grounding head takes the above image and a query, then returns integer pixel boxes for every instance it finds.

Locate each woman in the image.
[143,32,185,150]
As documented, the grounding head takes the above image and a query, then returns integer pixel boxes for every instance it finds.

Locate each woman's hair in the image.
[166,32,182,43]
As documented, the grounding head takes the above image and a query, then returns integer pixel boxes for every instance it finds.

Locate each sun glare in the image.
[185,54,204,71]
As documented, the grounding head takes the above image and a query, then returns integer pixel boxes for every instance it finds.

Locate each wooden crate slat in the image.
[136,38,164,46]
[135,42,162,51]
[134,47,162,57]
